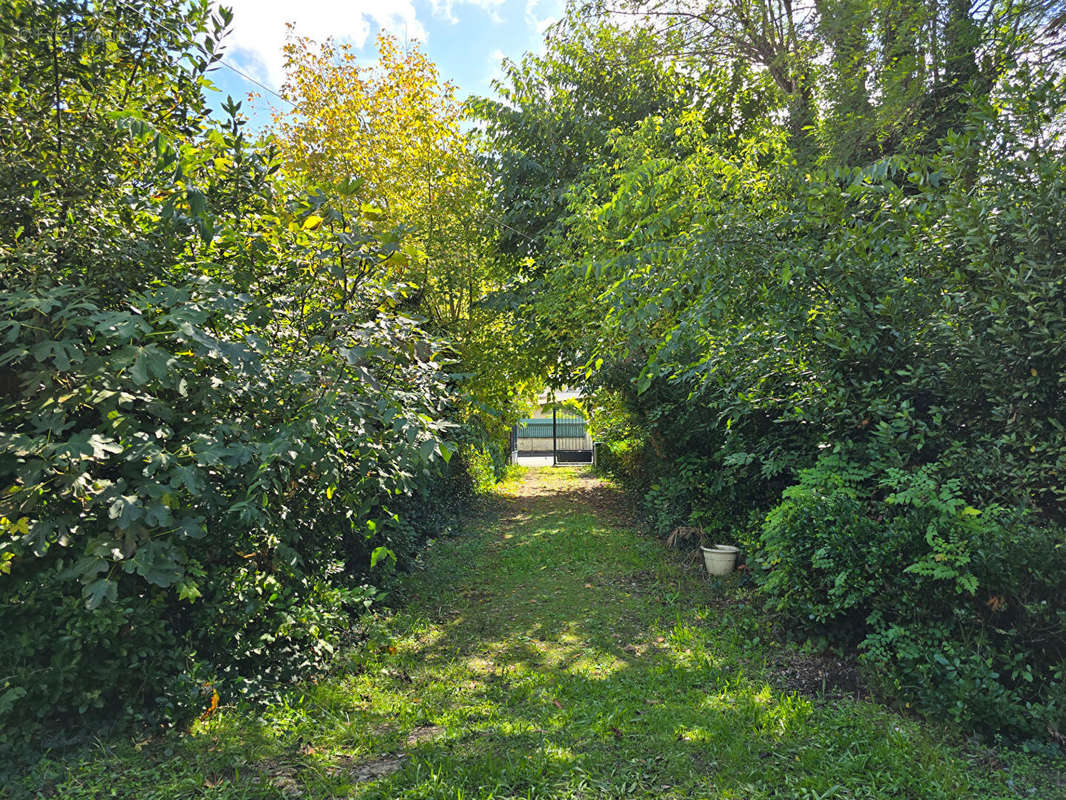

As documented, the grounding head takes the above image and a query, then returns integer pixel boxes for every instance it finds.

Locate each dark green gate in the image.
[512,410,592,464]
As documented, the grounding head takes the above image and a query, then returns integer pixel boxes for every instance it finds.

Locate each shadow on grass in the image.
[13,468,1064,800]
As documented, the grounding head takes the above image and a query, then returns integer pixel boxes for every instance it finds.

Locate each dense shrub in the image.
[589,366,807,544]
[0,1,497,742]
[595,438,645,494]
[0,266,466,740]
[549,63,1066,738]
[756,453,1066,738]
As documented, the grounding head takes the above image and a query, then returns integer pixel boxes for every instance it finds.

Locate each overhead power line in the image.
[214,57,293,108]
[105,0,544,245]
[109,0,293,107]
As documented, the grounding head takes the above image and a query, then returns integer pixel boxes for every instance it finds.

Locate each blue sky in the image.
[205,0,565,131]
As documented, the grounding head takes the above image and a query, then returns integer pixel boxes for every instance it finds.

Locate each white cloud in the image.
[524,0,558,36]
[486,47,506,86]
[221,0,428,87]
[429,0,507,25]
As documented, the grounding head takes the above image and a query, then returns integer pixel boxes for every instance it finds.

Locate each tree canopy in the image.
[477,0,1066,739]
[2,0,1065,748]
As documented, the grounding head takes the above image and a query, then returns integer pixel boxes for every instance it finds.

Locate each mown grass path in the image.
[18,468,1064,799]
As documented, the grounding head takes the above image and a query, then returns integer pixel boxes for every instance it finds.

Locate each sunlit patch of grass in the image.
[9,467,1065,800]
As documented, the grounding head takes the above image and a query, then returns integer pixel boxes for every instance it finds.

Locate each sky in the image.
[205,0,565,130]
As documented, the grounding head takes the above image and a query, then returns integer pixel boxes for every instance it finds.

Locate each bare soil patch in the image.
[769,651,868,701]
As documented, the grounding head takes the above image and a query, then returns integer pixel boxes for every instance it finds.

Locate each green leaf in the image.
[370,545,395,570]
[438,441,454,463]
[88,434,123,458]
[0,687,28,717]
[187,187,207,217]
[108,494,144,527]
[84,577,117,610]
[129,540,184,587]
[130,345,173,385]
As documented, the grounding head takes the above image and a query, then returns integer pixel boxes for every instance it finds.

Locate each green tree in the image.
[471,15,725,261]
[0,0,475,740]
[472,12,772,388]
[596,0,1066,164]
[0,0,228,291]
[534,11,1066,734]
[273,31,536,444]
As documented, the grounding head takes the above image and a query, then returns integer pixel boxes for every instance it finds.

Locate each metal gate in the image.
[512,410,592,464]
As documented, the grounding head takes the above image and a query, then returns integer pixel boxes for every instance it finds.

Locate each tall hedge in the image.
[0,0,479,741]
[558,74,1066,739]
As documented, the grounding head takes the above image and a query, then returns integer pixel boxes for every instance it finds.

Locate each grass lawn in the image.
[9,467,1065,799]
